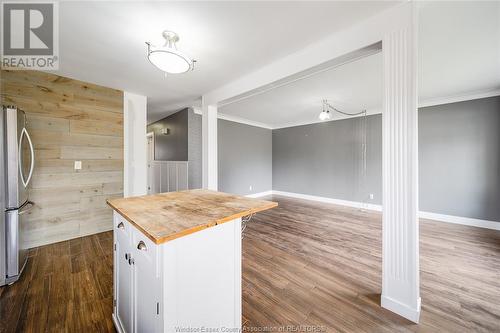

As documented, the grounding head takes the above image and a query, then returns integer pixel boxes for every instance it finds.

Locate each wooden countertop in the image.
[106,189,277,245]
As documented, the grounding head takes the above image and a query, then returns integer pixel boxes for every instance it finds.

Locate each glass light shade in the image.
[148,49,192,74]
[318,111,331,121]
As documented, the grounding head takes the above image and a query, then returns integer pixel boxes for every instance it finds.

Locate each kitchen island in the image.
[107,189,277,333]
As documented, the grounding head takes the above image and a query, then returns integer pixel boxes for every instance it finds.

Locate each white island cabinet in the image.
[113,213,161,333]
[108,189,277,333]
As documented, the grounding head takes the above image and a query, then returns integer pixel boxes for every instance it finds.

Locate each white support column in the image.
[381,3,421,323]
[124,92,148,197]
[202,102,218,190]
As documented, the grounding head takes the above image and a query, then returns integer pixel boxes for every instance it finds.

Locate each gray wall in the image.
[188,110,202,189]
[218,119,272,195]
[273,115,382,204]
[147,109,188,161]
[272,96,500,222]
[419,96,500,221]
[175,96,499,221]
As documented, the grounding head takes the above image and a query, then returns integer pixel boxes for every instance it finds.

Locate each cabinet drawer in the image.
[114,212,132,238]
[132,228,159,276]
[131,229,157,265]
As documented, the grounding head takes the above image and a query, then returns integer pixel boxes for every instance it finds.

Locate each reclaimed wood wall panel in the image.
[0,70,124,248]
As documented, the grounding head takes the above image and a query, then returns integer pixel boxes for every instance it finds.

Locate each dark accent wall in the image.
[147,109,188,161]
[218,119,272,195]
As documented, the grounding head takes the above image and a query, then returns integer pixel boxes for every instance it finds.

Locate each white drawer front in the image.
[131,228,157,270]
[114,213,132,239]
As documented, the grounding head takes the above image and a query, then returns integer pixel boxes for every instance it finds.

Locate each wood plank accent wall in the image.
[0,70,124,248]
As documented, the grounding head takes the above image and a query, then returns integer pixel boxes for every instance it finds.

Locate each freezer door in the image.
[4,108,33,208]
[5,201,34,282]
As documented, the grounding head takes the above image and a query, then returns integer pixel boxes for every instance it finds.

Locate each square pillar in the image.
[381,3,421,323]
[123,92,148,197]
[202,102,218,190]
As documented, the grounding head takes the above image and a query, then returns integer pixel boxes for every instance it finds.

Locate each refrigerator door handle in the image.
[18,127,35,188]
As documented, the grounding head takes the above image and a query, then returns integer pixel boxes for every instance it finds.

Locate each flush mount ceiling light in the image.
[146,31,195,74]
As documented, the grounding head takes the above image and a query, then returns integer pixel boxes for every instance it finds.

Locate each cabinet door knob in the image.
[125,253,129,260]
[117,222,124,229]
[137,241,147,251]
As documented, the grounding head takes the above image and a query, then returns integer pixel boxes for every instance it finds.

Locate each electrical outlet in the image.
[369,193,374,200]
[249,185,253,191]
[74,161,82,170]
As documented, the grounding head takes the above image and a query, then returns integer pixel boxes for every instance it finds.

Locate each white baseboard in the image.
[245,190,273,198]
[271,190,383,211]
[381,295,421,323]
[419,211,500,231]
[270,190,500,231]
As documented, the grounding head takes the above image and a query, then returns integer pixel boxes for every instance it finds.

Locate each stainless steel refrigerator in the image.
[1,106,35,286]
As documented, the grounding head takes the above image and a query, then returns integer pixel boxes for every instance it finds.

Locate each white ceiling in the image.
[53,1,399,122]
[220,52,383,129]
[418,1,500,100]
[220,1,500,128]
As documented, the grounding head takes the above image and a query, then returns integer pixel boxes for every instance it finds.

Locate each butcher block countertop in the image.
[106,189,277,244]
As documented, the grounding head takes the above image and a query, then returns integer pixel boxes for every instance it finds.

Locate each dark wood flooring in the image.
[1,195,499,332]
[0,232,115,332]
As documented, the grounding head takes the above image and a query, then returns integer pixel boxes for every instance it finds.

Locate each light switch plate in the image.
[74,161,82,170]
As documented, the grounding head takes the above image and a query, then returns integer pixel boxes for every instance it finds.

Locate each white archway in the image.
[201,1,420,323]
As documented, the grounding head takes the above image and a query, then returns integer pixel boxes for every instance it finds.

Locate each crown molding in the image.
[192,106,202,115]
[272,107,382,130]
[191,89,500,130]
[192,108,273,129]
[217,113,274,130]
[419,88,500,108]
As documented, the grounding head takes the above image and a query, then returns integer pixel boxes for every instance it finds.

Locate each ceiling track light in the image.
[146,30,196,74]
[318,101,331,121]
[319,99,366,121]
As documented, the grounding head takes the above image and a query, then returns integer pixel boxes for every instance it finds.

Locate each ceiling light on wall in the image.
[146,31,195,74]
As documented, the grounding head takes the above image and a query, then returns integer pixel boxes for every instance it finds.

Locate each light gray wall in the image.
[188,96,499,221]
[272,96,500,222]
[218,119,272,195]
[273,115,382,204]
[188,109,202,189]
[419,96,500,221]
[147,109,188,161]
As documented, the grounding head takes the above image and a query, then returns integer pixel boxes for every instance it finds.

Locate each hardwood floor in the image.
[1,195,499,332]
[0,232,114,332]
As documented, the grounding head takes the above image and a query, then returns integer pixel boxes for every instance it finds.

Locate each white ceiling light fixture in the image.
[146,31,195,74]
